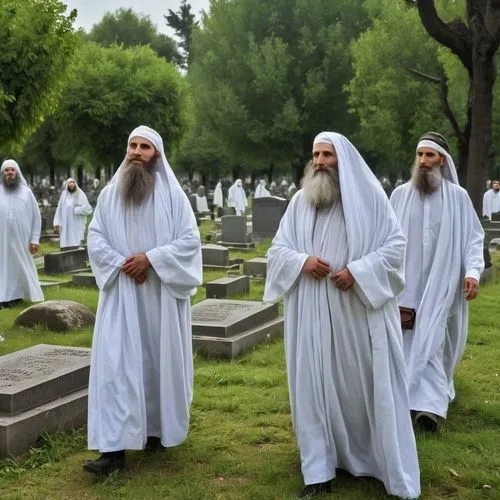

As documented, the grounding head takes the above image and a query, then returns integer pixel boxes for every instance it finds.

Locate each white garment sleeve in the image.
[87,202,126,291]
[53,199,62,228]
[482,191,491,218]
[464,196,485,282]
[74,194,93,216]
[29,191,42,244]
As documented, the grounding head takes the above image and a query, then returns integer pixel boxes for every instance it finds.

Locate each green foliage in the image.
[89,8,181,65]
[0,0,77,151]
[52,43,189,167]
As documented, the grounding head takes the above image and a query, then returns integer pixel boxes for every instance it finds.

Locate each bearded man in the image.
[483,179,500,219]
[227,178,247,215]
[390,132,484,432]
[264,132,420,499]
[54,178,93,250]
[83,126,202,474]
[0,160,44,308]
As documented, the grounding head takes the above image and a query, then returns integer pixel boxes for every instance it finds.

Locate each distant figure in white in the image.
[54,178,93,249]
[228,179,247,215]
[213,181,224,208]
[0,159,44,308]
[254,179,271,198]
[483,179,500,219]
[194,185,210,214]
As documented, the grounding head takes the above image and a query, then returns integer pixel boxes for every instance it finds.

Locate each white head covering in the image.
[416,139,459,185]
[57,177,86,206]
[1,159,27,186]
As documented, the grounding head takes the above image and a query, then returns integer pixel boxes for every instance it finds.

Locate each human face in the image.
[416,147,444,170]
[3,166,16,181]
[312,143,338,172]
[67,180,76,192]
[127,137,158,165]
[492,180,500,192]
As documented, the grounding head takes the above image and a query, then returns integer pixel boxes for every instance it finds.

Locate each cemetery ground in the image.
[0,223,498,499]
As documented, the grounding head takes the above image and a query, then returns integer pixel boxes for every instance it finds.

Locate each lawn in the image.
[0,224,498,499]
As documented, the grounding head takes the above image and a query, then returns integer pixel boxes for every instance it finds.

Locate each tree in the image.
[189,0,367,183]
[0,0,77,151]
[50,43,189,173]
[89,8,180,64]
[412,0,500,214]
[165,0,199,69]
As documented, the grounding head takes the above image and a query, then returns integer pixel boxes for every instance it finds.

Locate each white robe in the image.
[228,184,247,215]
[213,182,223,208]
[87,177,202,451]
[195,194,210,213]
[0,184,44,302]
[391,180,484,417]
[482,189,500,219]
[254,183,270,198]
[264,190,420,499]
[54,188,93,248]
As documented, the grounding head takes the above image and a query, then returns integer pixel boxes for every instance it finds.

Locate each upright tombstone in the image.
[206,276,250,299]
[492,211,500,222]
[220,215,255,250]
[244,257,268,277]
[202,244,240,270]
[252,196,287,239]
[44,248,88,275]
[191,299,283,358]
[0,344,90,457]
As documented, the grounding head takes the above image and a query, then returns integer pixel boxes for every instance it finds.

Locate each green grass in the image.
[0,235,498,499]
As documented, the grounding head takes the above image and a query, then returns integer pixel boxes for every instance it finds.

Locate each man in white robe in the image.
[83,126,202,474]
[254,179,270,198]
[54,178,93,249]
[194,185,210,214]
[213,180,224,208]
[264,132,420,499]
[482,179,500,219]
[227,178,247,215]
[390,132,484,432]
[0,160,44,308]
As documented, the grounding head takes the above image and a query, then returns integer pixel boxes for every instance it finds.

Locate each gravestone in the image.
[243,257,268,277]
[191,299,283,358]
[217,207,236,217]
[44,248,88,275]
[202,244,240,271]
[0,344,90,457]
[220,215,255,250]
[206,276,250,299]
[72,272,97,288]
[492,211,500,222]
[252,196,287,238]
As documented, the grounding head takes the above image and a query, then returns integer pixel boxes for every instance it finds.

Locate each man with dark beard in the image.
[0,159,44,308]
[83,126,202,474]
[264,132,420,498]
[54,178,93,250]
[390,132,484,433]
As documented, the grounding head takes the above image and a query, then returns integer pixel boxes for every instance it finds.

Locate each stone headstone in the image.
[217,206,236,217]
[0,344,90,457]
[206,276,250,299]
[252,196,287,237]
[492,211,500,222]
[202,244,240,271]
[191,299,283,358]
[221,215,250,244]
[14,300,95,332]
[44,248,88,275]
[243,257,268,277]
[72,272,97,288]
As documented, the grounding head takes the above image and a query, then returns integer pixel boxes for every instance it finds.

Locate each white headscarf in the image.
[57,178,87,206]
[416,139,459,185]
[1,159,28,186]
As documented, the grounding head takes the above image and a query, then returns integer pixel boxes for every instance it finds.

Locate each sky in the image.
[63,1,210,35]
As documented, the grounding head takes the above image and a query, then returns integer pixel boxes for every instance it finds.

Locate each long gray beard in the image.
[119,160,156,206]
[411,162,442,195]
[301,163,340,210]
[2,175,20,190]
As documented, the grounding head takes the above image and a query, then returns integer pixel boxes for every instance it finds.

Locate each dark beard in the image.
[2,175,20,190]
[411,161,442,195]
[119,159,156,206]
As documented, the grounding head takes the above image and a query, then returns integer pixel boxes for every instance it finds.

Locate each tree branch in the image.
[416,0,473,73]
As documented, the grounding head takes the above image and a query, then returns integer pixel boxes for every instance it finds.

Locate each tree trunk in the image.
[50,165,55,186]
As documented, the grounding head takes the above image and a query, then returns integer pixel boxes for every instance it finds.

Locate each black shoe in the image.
[414,411,439,432]
[83,451,125,474]
[144,436,165,452]
[2,299,22,309]
[298,481,332,498]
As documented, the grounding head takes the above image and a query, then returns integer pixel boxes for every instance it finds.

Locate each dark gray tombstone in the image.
[220,215,254,249]
[191,299,283,358]
[218,206,236,217]
[492,211,500,222]
[243,257,268,277]
[201,244,240,270]
[44,249,88,275]
[252,196,287,238]
[72,272,97,288]
[0,344,90,457]
[206,276,250,299]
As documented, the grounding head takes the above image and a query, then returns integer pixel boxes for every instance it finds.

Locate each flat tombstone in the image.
[206,276,250,299]
[72,272,97,288]
[0,344,90,414]
[44,248,87,275]
[244,257,268,277]
[252,196,287,237]
[492,211,500,222]
[191,299,278,337]
[221,215,250,244]
[202,244,229,267]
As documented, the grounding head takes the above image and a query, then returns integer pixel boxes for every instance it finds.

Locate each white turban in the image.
[416,139,459,185]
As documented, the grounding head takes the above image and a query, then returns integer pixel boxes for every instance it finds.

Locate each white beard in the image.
[301,163,340,210]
